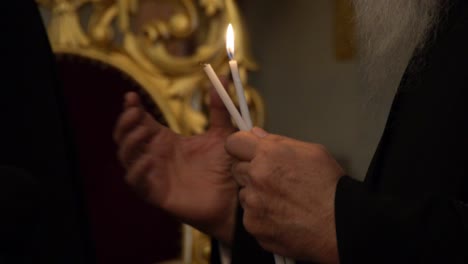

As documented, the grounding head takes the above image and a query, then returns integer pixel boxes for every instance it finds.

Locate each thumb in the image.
[124,92,142,109]
[209,78,234,130]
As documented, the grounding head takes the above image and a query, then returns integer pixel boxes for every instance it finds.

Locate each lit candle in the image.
[203,63,249,131]
[226,24,253,129]
[202,24,294,264]
[226,24,295,264]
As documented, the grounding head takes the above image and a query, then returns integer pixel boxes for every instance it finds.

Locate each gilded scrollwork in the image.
[39,0,262,135]
[45,0,92,48]
[38,0,264,262]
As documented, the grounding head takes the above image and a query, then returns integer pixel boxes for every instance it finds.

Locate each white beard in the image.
[353,0,442,97]
[350,0,443,179]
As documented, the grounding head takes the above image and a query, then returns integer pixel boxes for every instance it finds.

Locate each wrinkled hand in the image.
[114,88,237,243]
[225,128,344,263]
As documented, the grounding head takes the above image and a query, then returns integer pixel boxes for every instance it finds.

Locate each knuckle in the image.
[120,109,138,127]
[244,192,261,210]
[268,134,285,143]
[226,131,249,146]
[259,139,288,158]
[314,143,327,152]
[125,130,139,145]
[125,159,154,200]
[248,165,268,184]
[225,134,236,147]
[125,155,152,183]
[127,107,142,120]
[255,141,274,159]
[308,143,328,159]
[243,214,260,235]
[132,126,149,141]
[246,165,257,178]
[225,134,238,152]
[230,161,238,175]
[126,127,151,152]
[232,161,245,175]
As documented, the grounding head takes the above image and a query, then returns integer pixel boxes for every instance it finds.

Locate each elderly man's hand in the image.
[114,89,237,244]
[225,128,344,263]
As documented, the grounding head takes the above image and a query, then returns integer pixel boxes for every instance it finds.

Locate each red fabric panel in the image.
[56,54,181,264]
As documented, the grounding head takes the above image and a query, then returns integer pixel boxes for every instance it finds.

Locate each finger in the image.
[118,125,153,167]
[114,107,145,143]
[232,161,250,188]
[209,78,234,130]
[238,187,249,209]
[126,154,154,199]
[241,193,266,234]
[141,111,165,135]
[124,92,141,109]
[251,127,269,138]
[225,131,259,161]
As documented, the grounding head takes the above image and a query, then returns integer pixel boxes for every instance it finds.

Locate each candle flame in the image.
[226,23,235,60]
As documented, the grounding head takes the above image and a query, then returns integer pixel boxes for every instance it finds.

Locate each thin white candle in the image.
[183,225,192,264]
[203,24,294,264]
[276,255,295,264]
[203,63,249,131]
[226,24,253,129]
[229,60,252,129]
[227,23,295,264]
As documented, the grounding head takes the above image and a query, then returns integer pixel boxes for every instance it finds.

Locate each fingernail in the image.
[252,127,268,138]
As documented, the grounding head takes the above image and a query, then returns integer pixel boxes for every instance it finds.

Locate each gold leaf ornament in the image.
[200,0,224,16]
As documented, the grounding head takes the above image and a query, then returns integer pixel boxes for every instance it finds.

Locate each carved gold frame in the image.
[37,0,263,263]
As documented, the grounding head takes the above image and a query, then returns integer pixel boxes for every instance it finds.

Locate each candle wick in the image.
[227,50,234,61]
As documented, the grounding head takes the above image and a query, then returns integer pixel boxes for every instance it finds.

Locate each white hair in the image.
[353,0,443,96]
[351,0,445,176]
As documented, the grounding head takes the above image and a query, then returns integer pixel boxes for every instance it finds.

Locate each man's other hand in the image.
[226,128,344,262]
[114,88,237,244]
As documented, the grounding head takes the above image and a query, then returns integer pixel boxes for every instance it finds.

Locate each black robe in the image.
[228,0,468,263]
[0,0,92,263]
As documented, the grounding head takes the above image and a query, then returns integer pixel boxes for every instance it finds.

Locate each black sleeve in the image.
[0,0,92,262]
[335,1,468,263]
[336,176,468,263]
[0,166,40,263]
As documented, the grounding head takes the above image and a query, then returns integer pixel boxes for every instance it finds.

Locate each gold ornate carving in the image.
[39,0,263,135]
[38,0,263,263]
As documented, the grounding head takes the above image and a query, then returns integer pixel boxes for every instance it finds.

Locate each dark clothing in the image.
[230,0,468,263]
[0,0,91,263]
